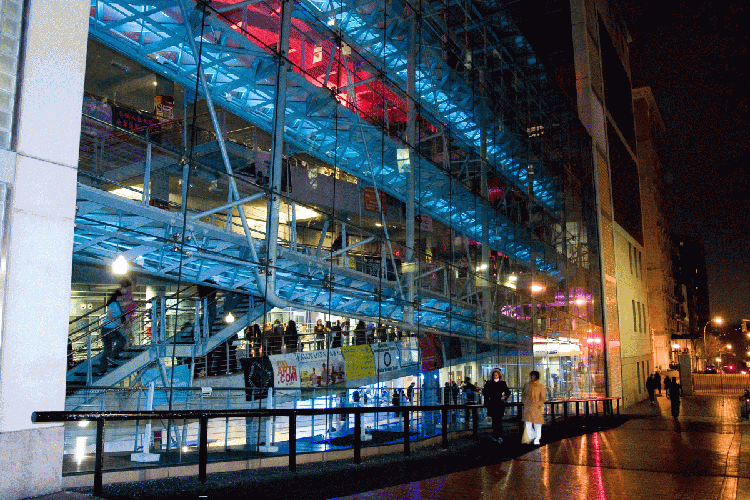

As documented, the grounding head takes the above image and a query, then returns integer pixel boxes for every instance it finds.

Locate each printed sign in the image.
[340,345,376,380]
[419,333,444,372]
[269,353,300,389]
[371,342,401,375]
[296,349,346,388]
[241,356,274,401]
[363,186,387,214]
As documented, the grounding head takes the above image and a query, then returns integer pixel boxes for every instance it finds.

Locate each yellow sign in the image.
[340,345,376,380]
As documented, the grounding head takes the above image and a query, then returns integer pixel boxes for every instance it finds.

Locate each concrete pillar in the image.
[0,0,89,498]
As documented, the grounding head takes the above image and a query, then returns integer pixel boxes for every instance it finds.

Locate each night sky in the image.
[620,1,750,324]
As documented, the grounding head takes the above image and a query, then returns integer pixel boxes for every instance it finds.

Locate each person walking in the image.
[667,376,682,419]
[654,372,662,396]
[483,369,511,443]
[521,370,547,445]
[97,289,125,374]
[646,374,657,404]
[407,382,415,404]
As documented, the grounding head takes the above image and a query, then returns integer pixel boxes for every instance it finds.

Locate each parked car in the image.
[704,365,718,374]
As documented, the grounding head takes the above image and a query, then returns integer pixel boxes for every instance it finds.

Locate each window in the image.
[637,362,641,393]
[628,242,633,273]
[637,301,642,332]
[632,300,637,331]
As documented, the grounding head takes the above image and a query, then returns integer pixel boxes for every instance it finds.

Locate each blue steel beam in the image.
[74,184,509,339]
[87,0,562,272]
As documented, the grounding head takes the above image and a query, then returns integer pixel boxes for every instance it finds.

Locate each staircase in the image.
[65,288,267,409]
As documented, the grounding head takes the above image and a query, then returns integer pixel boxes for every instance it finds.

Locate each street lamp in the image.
[702,317,723,369]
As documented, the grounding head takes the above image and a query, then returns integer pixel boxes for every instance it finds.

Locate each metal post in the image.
[404,4,417,326]
[199,415,208,483]
[143,142,152,205]
[86,330,92,386]
[288,413,296,472]
[403,409,410,456]
[550,403,556,426]
[472,406,478,437]
[441,406,448,448]
[354,411,361,464]
[265,0,293,286]
[94,418,105,497]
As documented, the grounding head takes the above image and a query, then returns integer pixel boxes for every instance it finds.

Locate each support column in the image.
[265,0,292,286]
[479,73,491,340]
[404,6,417,326]
[0,1,89,498]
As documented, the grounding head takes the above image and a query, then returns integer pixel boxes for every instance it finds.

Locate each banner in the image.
[241,356,274,401]
[443,336,463,361]
[340,345,376,380]
[371,342,401,375]
[296,349,346,388]
[363,186,387,214]
[419,333,444,372]
[269,353,300,389]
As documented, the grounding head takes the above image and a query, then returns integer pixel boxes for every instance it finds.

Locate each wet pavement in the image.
[332,394,750,500]
[28,393,750,500]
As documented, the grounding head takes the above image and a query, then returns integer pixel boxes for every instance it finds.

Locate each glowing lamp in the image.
[112,255,128,275]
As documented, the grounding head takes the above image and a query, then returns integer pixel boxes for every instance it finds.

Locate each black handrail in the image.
[33,395,621,496]
[32,403,509,495]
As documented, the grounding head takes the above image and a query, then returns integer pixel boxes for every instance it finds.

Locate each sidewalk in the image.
[334,394,750,500]
[29,394,750,500]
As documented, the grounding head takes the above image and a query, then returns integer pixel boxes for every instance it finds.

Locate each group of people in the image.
[482,370,546,445]
[647,371,682,418]
[242,318,410,356]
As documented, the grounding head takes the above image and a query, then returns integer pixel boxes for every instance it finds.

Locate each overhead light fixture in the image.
[112,255,128,275]
[225,312,235,324]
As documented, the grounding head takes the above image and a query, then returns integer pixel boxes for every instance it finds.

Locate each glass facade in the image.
[69,0,607,408]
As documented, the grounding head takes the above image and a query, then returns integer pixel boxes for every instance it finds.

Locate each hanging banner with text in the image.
[340,345,376,380]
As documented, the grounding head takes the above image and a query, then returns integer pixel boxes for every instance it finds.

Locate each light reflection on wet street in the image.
[331,395,750,500]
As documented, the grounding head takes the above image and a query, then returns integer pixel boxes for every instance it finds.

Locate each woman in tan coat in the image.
[521,370,547,445]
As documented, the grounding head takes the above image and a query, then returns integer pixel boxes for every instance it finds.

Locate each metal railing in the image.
[34,393,621,496]
[33,403,504,496]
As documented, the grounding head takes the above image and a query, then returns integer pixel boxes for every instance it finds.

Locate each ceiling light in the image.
[112,255,128,275]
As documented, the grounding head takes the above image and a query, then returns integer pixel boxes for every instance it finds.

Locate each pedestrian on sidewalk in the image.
[654,372,662,396]
[521,370,546,445]
[646,374,657,404]
[667,377,682,419]
[483,369,511,443]
[663,375,671,395]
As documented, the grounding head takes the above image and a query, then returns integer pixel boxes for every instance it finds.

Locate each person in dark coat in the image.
[646,374,657,404]
[330,320,343,348]
[285,320,299,353]
[354,320,367,345]
[483,369,511,442]
[667,377,682,419]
